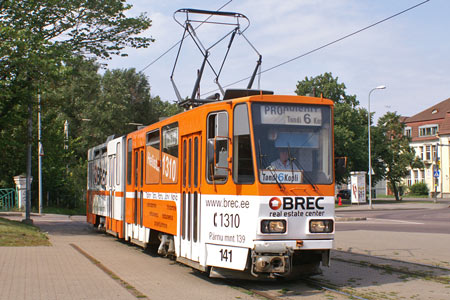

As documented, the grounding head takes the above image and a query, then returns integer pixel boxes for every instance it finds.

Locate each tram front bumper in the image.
[254,239,334,251]
[251,239,333,276]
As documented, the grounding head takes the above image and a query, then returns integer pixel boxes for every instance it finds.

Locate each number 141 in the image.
[219,249,232,262]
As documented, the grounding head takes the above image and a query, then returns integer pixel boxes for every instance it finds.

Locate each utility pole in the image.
[38,92,43,214]
[23,100,33,224]
[434,142,439,203]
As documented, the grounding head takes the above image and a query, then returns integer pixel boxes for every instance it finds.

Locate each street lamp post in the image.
[368,85,386,209]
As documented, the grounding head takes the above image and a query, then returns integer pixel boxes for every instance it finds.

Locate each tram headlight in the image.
[309,220,334,233]
[261,220,286,233]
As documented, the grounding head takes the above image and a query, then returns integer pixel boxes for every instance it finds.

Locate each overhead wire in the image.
[200,0,431,96]
[139,0,233,73]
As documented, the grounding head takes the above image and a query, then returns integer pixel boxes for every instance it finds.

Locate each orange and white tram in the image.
[87,91,336,279]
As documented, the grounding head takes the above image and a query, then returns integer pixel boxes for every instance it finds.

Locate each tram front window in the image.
[251,102,333,185]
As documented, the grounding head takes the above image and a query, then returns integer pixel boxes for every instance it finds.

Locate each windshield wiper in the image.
[257,140,265,168]
[258,140,284,191]
[287,145,295,182]
[288,149,320,193]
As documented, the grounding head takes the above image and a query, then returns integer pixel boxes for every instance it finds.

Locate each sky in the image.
[104,0,450,122]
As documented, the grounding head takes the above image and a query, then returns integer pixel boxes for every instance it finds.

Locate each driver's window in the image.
[207,111,228,183]
[233,104,254,184]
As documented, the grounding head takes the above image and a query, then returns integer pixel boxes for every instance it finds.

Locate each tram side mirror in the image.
[207,139,214,167]
[335,157,347,178]
[207,138,229,181]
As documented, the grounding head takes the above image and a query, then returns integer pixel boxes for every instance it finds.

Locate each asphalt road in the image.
[336,206,450,234]
[2,210,449,299]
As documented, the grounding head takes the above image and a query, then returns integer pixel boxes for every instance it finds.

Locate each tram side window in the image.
[135,150,138,187]
[233,104,254,184]
[116,142,120,185]
[127,138,132,185]
[207,111,229,183]
[145,129,160,184]
[88,161,93,189]
[162,123,179,184]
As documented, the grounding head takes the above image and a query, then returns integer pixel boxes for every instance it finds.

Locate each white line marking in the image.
[375,218,424,225]
[339,218,424,225]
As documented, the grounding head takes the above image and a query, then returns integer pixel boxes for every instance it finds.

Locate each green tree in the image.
[81,68,182,146]
[36,58,102,207]
[0,0,153,196]
[37,61,181,208]
[295,72,373,183]
[376,112,423,200]
[295,72,358,106]
[1,0,153,125]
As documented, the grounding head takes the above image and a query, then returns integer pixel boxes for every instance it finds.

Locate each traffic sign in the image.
[434,170,440,178]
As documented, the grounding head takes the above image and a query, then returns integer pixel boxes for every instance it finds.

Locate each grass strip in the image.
[0,217,50,246]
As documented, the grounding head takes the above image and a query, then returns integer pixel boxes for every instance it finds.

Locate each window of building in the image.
[432,145,437,161]
[414,170,419,184]
[420,170,425,183]
[419,125,438,137]
[405,127,412,137]
[426,145,431,160]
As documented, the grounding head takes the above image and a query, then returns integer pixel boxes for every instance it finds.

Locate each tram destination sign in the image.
[260,104,322,126]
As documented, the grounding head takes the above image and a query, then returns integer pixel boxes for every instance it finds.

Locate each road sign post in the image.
[433,169,439,204]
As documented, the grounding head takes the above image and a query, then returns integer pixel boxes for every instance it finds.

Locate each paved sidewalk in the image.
[334,230,450,268]
[0,214,136,300]
[0,214,258,300]
[335,199,450,268]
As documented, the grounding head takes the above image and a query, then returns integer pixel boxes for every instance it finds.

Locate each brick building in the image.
[403,97,450,197]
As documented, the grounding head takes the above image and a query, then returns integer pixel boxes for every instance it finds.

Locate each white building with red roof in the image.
[403,97,450,197]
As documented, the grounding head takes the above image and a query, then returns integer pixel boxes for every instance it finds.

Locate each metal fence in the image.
[0,188,17,211]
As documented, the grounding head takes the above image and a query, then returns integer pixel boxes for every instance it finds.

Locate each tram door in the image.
[180,133,201,261]
[108,153,116,230]
[133,148,144,230]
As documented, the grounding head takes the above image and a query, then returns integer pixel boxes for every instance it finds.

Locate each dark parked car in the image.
[336,189,351,200]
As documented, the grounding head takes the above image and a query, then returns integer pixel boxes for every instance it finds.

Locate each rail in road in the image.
[2,213,448,300]
[225,250,450,300]
[74,236,447,300]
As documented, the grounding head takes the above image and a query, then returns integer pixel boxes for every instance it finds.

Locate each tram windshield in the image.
[251,102,333,185]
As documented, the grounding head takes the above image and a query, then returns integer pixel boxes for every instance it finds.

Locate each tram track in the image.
[227,277,372,300]
[333,249,450,271]
[224,251,450,300]
[331,250,450,285]
[303,278,371,300]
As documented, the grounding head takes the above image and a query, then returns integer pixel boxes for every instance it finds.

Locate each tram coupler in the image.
[251,245,293,277]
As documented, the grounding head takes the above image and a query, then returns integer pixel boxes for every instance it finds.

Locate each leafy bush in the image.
[409,182,429,195]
